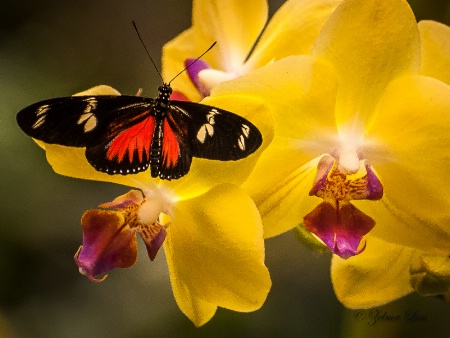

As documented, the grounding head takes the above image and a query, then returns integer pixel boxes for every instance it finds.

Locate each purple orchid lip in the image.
[74,191,169,282]
[74,209,139,282]
[364,162,384,200]
[143,227,167,261]
[304,202,375,259]
[185,58,211,97]
[305,156,383,258]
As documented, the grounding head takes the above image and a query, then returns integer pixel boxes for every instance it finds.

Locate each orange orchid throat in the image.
[304,153,384,259]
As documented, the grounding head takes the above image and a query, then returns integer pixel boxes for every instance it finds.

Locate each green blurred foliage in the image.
[1,1,450,337]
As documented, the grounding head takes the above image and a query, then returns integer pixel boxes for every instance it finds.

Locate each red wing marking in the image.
[162,119,180,168]
[107,116,155,163]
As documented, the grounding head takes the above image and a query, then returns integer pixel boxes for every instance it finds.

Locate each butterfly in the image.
[16,83,263,180]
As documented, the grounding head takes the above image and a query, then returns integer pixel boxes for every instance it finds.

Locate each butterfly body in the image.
[17,84,262,180]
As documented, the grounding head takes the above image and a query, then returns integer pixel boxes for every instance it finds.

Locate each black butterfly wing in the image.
[16,95,154,145]
[17,95,157,175]
[167,101,263,160]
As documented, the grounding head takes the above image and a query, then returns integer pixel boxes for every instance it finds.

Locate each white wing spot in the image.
[206,109,219,124]
[77,113,97,132]
[83,97,97,113]
[32,105,50,129]
[196,109,219,143]
[36,105,49,116]
[241,124,250,138]
[238,135,246,151]
[197,124,214,143]
[74,98,98,132]
[32,116,46,129]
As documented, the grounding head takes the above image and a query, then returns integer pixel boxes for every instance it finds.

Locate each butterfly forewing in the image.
[168,101,263,160]
[16,95,155,147]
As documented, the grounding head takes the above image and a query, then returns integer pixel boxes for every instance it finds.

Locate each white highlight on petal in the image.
[198,69,238,93]
[138,186,176,224]
[337,145,360,174]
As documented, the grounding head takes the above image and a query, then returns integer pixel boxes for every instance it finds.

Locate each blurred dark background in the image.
[1,0,450,337]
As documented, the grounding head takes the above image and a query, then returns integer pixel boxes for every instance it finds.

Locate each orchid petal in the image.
[163,28,203,102]
[410,254,450,297]
[185,58,211,97]
[162,0,267,100]
[311,0,420,135]
[165,184,270,323]
[73,85,121,96]
[419,20,450,85]
[192,0,267,72]
[246,0,342,70]
[212,55,339,140]
[363,75,450,252]
[168,264,217,327]
[242,137,321,238]
[42,144,157,190]
[170,90,190,101]
[331,236,417,308]
[75,209,138,282]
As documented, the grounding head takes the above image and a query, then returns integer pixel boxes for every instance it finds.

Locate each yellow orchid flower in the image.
[28,85,274,326]
[162,0,342,101]
[330,19,450,308]
[211,0,450,260]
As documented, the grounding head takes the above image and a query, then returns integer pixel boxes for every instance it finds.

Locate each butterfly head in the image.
[155,84,173,114]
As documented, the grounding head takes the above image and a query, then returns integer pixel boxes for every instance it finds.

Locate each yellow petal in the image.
[311,0,420,134]
[192,0,267,71]
[162,0,267,99]
[331,236,416,308]
[165,184,271,317]
[43,144,157,189]
[242,137,322,238]
[419,20,450,85]
[246,0,342,70]
[162,28,203,102]
[162,95,273,199]
[167,266,217,327]
[73,85,121,96]
[362,75,450,252]
[354,198,450,256]
[212,55,339,140]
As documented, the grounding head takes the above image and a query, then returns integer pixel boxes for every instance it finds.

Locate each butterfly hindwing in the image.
[86,114,156,175]
[168,101,262,161]
[157,118,192,180]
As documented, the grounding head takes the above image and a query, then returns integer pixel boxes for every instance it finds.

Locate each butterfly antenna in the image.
[168,41,216,85]
[132,20,165,83]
